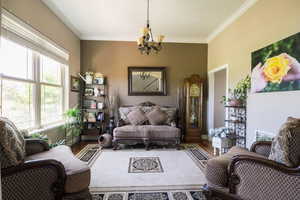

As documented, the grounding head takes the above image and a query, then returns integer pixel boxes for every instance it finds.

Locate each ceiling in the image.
[42,0,257,43]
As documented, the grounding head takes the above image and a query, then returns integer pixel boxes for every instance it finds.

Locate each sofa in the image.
[203,117,300,200]
[0,117,92,200]
[113,102,181,150]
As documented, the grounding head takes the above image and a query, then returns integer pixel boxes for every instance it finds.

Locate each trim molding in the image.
[206,0,258,43]
[207,64,229,130]
[80,35,208,44]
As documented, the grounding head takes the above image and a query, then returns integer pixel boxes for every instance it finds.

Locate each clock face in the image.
[190,84,200,97]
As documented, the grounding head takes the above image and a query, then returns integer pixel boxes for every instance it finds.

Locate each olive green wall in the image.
[81,41,208,107]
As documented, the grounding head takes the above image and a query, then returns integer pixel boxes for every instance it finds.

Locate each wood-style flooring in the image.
[71,141,214,156]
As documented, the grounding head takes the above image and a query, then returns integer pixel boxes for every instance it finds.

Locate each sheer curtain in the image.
[0,1,2,199]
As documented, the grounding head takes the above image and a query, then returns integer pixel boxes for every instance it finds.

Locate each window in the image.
[0,38,66,130]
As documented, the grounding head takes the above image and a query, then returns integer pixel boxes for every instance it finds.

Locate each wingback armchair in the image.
[0,117,92,200]
[204,117,300,200]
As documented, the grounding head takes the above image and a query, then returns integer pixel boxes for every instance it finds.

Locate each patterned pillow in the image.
[127,109,148,126]
[119,106,177,125]
[0,117,26,168]
[160,107,177,125]
[146,107,168,125]
[268,117,300,167]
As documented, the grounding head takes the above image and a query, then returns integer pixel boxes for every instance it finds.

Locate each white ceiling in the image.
[42,0,257,43]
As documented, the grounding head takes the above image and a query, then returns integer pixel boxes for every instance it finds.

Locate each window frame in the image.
[0,40,68,130]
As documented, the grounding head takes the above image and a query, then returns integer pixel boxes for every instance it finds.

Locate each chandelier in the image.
[137,0,165,55]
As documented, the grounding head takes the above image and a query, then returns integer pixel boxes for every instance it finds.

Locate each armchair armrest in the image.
[2,159,66,200]
[250,141,272,157]
[229,155,300,200]
[25,139,50,156]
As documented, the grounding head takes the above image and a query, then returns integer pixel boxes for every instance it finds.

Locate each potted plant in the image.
[221,75,251,106]
[63,107,83,145]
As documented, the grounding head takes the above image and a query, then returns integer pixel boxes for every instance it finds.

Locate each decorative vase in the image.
[228,99,241,106]
[98,134,112,148]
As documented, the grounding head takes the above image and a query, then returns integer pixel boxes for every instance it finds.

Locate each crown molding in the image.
[206,0,258,43]
[41,0,82,38]
[81,35,208,44]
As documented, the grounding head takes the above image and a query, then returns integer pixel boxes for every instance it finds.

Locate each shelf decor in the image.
[225,105,247,148]
[70,76,80,92]
[80,72,107,141]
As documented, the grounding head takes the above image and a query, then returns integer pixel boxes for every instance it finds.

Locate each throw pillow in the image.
[146,107,167,125]
[0,117,26,168]
[268,117,300,167]
[127,109,148,126]
[160,107,177,125]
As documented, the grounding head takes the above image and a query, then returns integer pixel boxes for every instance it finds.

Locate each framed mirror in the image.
[128,67,167,96]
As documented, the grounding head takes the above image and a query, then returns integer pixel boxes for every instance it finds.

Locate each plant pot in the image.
[98,134,112,148]
[228,99,242,106]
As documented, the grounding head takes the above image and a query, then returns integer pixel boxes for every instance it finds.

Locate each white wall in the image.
[247,91,300,147]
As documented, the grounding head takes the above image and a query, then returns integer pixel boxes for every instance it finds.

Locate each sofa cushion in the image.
[268,117,300,167]
[146,107,168,125]
[206,146,265,187]
[146,125,180,139]
[0,117,26,168]
[160,107,176,125]
[26,145,90,193]
[113,125,149,139]
[119,106,177,126]
[127,109,148,125]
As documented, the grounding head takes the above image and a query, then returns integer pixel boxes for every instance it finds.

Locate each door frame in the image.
[207,64,229,131]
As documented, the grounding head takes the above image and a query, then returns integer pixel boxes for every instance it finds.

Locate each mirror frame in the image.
[128,67,167,96]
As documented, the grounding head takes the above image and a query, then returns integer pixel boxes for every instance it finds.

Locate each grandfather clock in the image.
[183,74,204,143]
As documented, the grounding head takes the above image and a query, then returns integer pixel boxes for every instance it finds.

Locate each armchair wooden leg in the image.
[176,139,181,150]
[202,184,213,200]
[144,140,150,151]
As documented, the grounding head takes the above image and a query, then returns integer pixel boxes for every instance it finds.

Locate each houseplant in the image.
[221,75,251,106]
[63,107,83,145]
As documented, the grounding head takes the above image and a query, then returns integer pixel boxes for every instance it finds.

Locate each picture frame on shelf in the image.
[83,100,97,109]
[94,77,105,85]
[70,76,80,92]
[84,88,94,96]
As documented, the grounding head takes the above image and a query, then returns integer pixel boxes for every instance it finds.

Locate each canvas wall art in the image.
[251,32,300,93]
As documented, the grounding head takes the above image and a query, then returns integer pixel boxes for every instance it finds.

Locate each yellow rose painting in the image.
[263,55,290,84]
[251,32,300,93]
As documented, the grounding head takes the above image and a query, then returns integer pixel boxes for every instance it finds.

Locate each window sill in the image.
[30,121,65,135]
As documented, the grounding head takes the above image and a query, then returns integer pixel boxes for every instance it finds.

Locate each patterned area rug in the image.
[76,144,210,200]
[91,190,206,200]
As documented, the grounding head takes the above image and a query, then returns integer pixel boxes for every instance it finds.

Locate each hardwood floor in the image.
[72,141,214,156]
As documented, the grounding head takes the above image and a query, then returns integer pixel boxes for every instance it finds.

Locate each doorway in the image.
[208,65,228,130]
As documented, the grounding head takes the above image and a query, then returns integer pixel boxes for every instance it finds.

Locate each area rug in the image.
[76,144,210,199]
[76,143,211,172]
[91,190,206,200]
